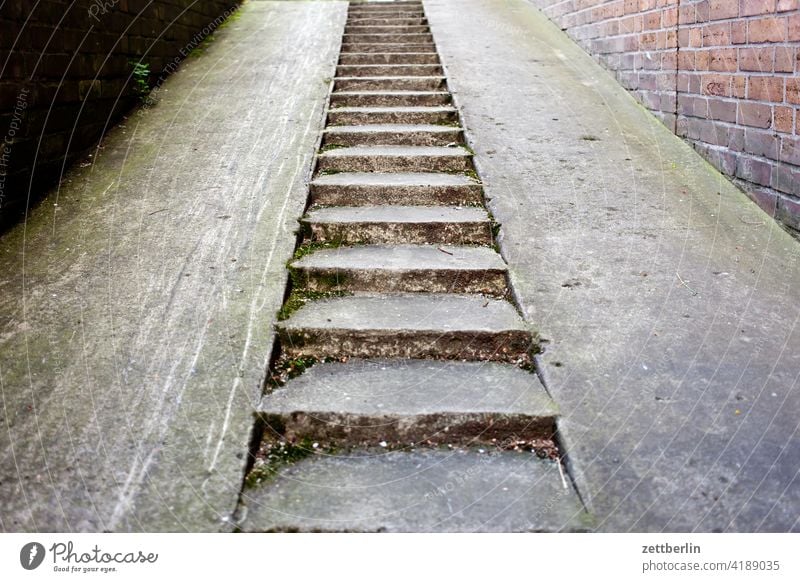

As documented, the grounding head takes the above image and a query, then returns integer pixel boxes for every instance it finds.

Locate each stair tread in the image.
[319,145,470,157]
[331,90,449,96]
[278,294,527,333]
[311,172,478,186]
[260,359,556,416]
[329,106,455,112]
[325,123,459,134]
[292,244,505,272]
[304,205,488,224]
[241,448,587,532]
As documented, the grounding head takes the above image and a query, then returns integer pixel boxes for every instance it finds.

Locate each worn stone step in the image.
[344,25,430,34]
[341,43,436,53]
[291,244,507,295]
[348,7,425,16]
[334,76,446,92]
[276,294,533,362]
[342,33,434,44]
[317,145,472,173]
[336,63,443,77]
[346,17,428,26]
[302,206,492,244]
[330,91,450,108]
[339,52,440,65]
[323,124,463,147]
[327,105,457,126]
[240,448,587,532]
[259,359,558,445]
[310,172,482,206]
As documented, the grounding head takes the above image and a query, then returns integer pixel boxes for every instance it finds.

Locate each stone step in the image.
[344,25,430,34]
[335,63,444,77]
[327,105,457,126]
[342,33,434,44]
[348,8,425,16]
[329,91,451,108]
[316,145,472,173]
[291,244,507,295]
[338,52,440,65]
[240,448,588,532]
[341,43,436,53]
[310,172,482,206]
[334,76,446,92]
[259,359,558,445]
[302,205,492,244]
[276,294,533,362]
[323,124,463,147]
[346,17,429,26]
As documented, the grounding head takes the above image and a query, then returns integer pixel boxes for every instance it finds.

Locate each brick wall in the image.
[529,0,800,234]
[0,0,240,228]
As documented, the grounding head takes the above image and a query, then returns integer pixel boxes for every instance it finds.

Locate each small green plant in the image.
[129,61,150,101]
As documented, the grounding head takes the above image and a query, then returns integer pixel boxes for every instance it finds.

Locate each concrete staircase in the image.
[239,0,590,532]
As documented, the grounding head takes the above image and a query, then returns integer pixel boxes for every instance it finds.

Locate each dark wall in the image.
[0,0,240,227]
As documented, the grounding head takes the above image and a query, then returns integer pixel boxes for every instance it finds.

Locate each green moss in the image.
[244,438,317,489]
[319,143,347,153]
[277,287,348,322]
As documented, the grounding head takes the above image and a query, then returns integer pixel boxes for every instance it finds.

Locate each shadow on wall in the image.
[0,0,241,234]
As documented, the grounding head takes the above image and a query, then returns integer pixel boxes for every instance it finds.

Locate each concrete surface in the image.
[0,0,346,531]
[241,448,588,532]
[426,0,800,531]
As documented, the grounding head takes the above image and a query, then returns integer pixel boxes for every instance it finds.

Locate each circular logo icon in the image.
[20,542,45,570]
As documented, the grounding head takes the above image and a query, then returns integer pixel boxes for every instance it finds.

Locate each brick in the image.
[736,155,773,186]
[789,14,800,41]
[774,106,795,133]
[733,75,748,98]
[709,0,739,19]
[777,0,799,11]
[739,47,774,71]
[702,74,732,96]
[703,23,730,46]
[744,128,780,159]
[744,186,779,215]
[787,78,800,104]
[748,17,788,43]
[774,47,795,72]
[709,99,738,122]
[776,195,800,230]
[738,101,773,127]
[740,0,777,17]
[748,76,785,101]
[709,48,738,71]
[773,164,800,195]
[731,21,748,43]
[780,135,800,164]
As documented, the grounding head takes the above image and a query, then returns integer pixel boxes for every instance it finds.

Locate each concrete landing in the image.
[426,0,800,532]
[240,448,588,532]
[0,0,347,532]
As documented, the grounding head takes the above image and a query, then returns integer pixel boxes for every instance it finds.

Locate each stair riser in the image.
[339,53,440,65]
[347,18,428,26]
[348,10,426,18]
[327,109,457,125]
[316,154,472,173]
[310,183,483,207]
[323,128,463,147]
[343,33,434,43]
[293,268,508,295]
[335,77,445,91]
[260,413,556,446]
[345,25,430,34]
[277,329,534,363]
[304,221,493,245]
[341,43,436,53]
[330,93,450,107]
[336,64,443,77]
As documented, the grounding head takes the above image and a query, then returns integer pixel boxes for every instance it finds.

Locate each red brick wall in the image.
[529,0,800,233]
